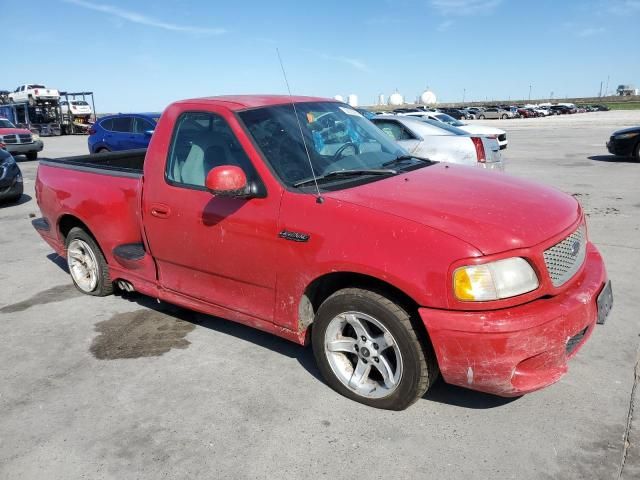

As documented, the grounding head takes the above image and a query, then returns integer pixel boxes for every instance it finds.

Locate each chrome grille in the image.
[543,226,586,287]
[18,134,32,143]
[2,134,17,144]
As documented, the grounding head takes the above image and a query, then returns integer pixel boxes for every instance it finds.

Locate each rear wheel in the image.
[478,115,485,120]
[634,141,640,161]
[312,288,438,410]
[96,147,110,154]
[65,227,113,296]
[501,114,508,119]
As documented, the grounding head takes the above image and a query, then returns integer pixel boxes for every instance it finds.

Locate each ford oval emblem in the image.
[570,240,581,256]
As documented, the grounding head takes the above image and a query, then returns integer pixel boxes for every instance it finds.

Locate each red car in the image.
[32,95,612,410]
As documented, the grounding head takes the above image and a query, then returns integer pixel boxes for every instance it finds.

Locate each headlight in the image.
[32,132,40,140]
[615,132,639,140]
[453,257,539,301]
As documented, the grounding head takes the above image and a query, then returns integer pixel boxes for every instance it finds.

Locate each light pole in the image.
[528,84,532,101]
[462,88,466,104]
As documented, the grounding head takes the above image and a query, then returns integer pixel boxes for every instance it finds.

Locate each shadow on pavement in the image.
[115,292,323,381]
[588,155,638,163]
[0,194,31,208]
[43,256,524,410]
[47,252,70,273]
[423,377,519,409]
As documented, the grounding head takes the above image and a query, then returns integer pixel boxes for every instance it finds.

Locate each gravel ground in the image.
[1,110,639,479]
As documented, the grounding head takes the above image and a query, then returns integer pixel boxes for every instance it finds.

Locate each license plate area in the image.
[596,280,613,325]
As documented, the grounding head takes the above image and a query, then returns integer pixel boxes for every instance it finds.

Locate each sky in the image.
[4,0,639,112]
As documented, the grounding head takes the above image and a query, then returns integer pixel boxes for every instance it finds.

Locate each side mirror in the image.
[205,165,248,197]
[144,129,154,137]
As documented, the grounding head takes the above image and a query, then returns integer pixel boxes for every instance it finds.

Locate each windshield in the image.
[0,119,16,128]
[239,102,409,188]
[71,101,89,106]
[435,113,464,127]
[29,85,45,89]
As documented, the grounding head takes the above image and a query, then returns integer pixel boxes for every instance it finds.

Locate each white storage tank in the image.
[388,91,404,106]
[347,94,358,107]
[333,95,344,102]
[378,93,385,105]
[420,90,437,105]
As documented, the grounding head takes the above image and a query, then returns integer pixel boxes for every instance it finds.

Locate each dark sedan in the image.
[607,126,640,159]
[0,148,23,203]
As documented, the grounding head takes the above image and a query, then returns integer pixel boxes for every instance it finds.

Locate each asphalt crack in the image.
[618,348,640,479]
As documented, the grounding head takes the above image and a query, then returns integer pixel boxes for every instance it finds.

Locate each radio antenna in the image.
[276,48,323,203]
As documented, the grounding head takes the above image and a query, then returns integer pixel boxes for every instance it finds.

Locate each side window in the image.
[100,118,114,131]
[133,118,154,134]
[112,116,133,132]
[166,111,256,188]
[372,120,414,141]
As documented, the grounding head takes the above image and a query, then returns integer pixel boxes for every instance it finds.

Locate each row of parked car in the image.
[391,103,610,120]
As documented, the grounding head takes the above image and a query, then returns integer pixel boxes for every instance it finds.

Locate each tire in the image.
[28,95,35,106]
[65,227,113,296]
[478,115,485,120]
[26,151,37,161]
[312,288,438,410]
[96,147,110,154]
[634,141,640,161]
[501,114,507,119]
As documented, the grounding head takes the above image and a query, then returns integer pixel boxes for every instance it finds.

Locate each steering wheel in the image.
[333,142,360,161]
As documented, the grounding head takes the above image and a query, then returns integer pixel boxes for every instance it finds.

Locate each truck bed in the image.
[39,149,146,177]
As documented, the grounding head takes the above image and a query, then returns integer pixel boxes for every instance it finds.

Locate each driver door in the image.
[142,110,281,322]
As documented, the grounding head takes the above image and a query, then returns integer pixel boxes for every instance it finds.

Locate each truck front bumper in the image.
[419,243,608,397]
[5,140,44,155]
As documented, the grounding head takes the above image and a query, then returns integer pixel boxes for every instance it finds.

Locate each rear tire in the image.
[312,288,438,410]
[634,141,640,161]
[65,227,113,296]
[478,115,485,120]
[96,147,110,154]
[501,114,508,119]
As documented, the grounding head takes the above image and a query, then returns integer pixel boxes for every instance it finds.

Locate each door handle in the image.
[150,204,171,219]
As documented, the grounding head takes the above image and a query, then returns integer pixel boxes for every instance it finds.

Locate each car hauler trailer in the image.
[0,102,61,136]
[59,91,97,135]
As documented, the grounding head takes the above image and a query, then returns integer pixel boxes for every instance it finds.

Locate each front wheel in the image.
[634,141,640,161]
[312,288,438,410]
[501,114,508,119]
[478,115,485,120]
[26,151,38,160]
[65,227,113,296]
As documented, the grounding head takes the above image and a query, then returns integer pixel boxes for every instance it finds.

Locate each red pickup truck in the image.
[32,95,612,410]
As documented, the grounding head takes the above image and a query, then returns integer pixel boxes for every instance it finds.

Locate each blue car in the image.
[88,112,161,154]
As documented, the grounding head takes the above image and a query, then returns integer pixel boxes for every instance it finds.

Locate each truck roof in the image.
[175,95,336,111]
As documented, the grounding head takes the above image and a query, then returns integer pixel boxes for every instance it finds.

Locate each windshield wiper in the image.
[293,168,398,188]
[382,154,432,168]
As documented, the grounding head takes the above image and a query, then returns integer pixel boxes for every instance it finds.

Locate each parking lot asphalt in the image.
[1,111,639,479]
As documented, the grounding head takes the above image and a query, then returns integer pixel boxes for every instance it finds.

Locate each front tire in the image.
[26,151,37,160]
[478,115,485,120]
[312,288,437,410]
[501,114,508,119]
[634,141,640,161]
[65,227,113,296]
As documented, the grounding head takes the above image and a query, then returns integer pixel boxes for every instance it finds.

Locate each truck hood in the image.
[326,164,581,255]
[0,127,32,135]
